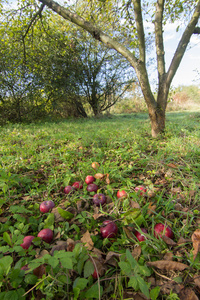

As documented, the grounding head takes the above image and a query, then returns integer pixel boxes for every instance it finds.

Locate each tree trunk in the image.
[148,105,166,138]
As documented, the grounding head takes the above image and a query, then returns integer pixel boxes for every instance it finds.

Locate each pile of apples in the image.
[21,162,174,255]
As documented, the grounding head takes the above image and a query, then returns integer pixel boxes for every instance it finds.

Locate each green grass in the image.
[0,111,200,299]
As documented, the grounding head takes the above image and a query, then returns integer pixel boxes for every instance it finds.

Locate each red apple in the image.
[87,183,98,193]
[100,220,118,239]
[135,228,148,242]
[64,185,74,194]
[38,228,53,243]
[85,175,95,185]
[20,235,35,249]
[135,186,147,195]
[154,223,174,239]
[40,200,55,213]
[117,190,127,199]
[72,181,83,189]
[92,269,98,279]
[93,193,106,206]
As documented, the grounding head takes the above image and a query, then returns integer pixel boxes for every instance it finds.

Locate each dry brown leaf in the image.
[50,241,68,255]
[147,202,156,215]
[147,260,189,271]
[132,245,142,260]
[91,162,100,170]
[105,251,121,266]
[162,235,177,246]
[192,229,200,260]
[67,238,75,252]
[93,213,105,220]
[92,257,106,277]
[194,275,200,288]
[105,173,110,184]
[33,264,46,278]
[94,173,105,180]
[0,217,7,223]
[179,287,198,300]
[163,252,173,261]
[52,207,65,222]
[123,226,135,240]
[81,230,94,250]
[167,163,178,168]
[130,200,140,209]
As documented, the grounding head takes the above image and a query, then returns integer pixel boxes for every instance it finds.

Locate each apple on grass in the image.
[134,228,148,242]
[72,181,83,189]
[117,190,127,199]
[38,228,53,243]
[40,200,55,213]
[20,235,35,249]
[64,185,74,194]
[100,220,118,239]
[154,223,174,239]
[85,175,95,185]
[93,193,106,206]
[135,186,147,196]
[87,183,99,193]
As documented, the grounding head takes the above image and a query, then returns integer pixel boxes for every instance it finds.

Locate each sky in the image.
[4,0,200,88]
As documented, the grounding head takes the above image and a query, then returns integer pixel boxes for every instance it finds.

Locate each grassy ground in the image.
[0,111,200,299]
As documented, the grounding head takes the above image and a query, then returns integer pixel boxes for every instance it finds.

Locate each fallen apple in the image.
[93,193,106,206]
[135,185,147,196]
[40,200,55,213]
[85,175,95,185]
[87,183,98,193]
[154,223,174,239]
[20,235,35,249]
[134,228,148,242]
[117,190,127,199]
[72,181,83,189]
[100,220,118,239]
[64,185,74,194]
[38,228,53,243]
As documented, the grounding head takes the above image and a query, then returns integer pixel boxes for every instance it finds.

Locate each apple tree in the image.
[33,0,200,137]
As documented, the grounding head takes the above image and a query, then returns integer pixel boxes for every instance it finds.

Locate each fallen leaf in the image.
[105,251,121,266]
[94,173,105,179]
[81,230,94,250]
[179,287,198,300]
[191,229,200,260]
[106,173,110,184]
[132,245,142,260]
[147,202,156,215]
[147,260,189,271]
[163,252,173,261]
[50,241,68,255]
[91,162,100,170]
[33,264,46,278]
[162,235,177,246]
[167,163,178,168]
[130,201,140,209]
[123,226,135,240]
[194,275,200,288]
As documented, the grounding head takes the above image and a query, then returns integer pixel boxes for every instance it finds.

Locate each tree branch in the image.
[166,0,200,86]
[155,0,166,82]
[193,26,200,34]
[133,0,146,63]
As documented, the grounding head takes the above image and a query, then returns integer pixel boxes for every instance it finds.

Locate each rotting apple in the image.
[100,220,118,239]
[135,185,147,196]
[154,223,174,239]
[134,228,148,242]
[87,183,99,193]
[64,185,74,194]
[93,193,106,206]
[85,175,95,185]
[20,235,35,249]
[38,228,53,243]
[72,181,83,189]
[117,190,127,199]
[40,200,55,213]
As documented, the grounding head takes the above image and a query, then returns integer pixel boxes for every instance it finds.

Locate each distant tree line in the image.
[0,8,133,124]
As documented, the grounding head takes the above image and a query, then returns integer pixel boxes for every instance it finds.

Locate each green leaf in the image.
[150,286,160,300]
[138,265,151,277]
[122,208,145,226]
[57,207,74,220]
[24,274,38,285]
[85,283,103,299]
[126,249,138,269]
[128,276,139,290]
[3,232,12,246]
[44,213,55,228]
[0,255,13,275]
[47,256,59,268]
[84,260,94,278]
[118,261,132,276]
[73,277,88,290]
[137,276,150,299]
